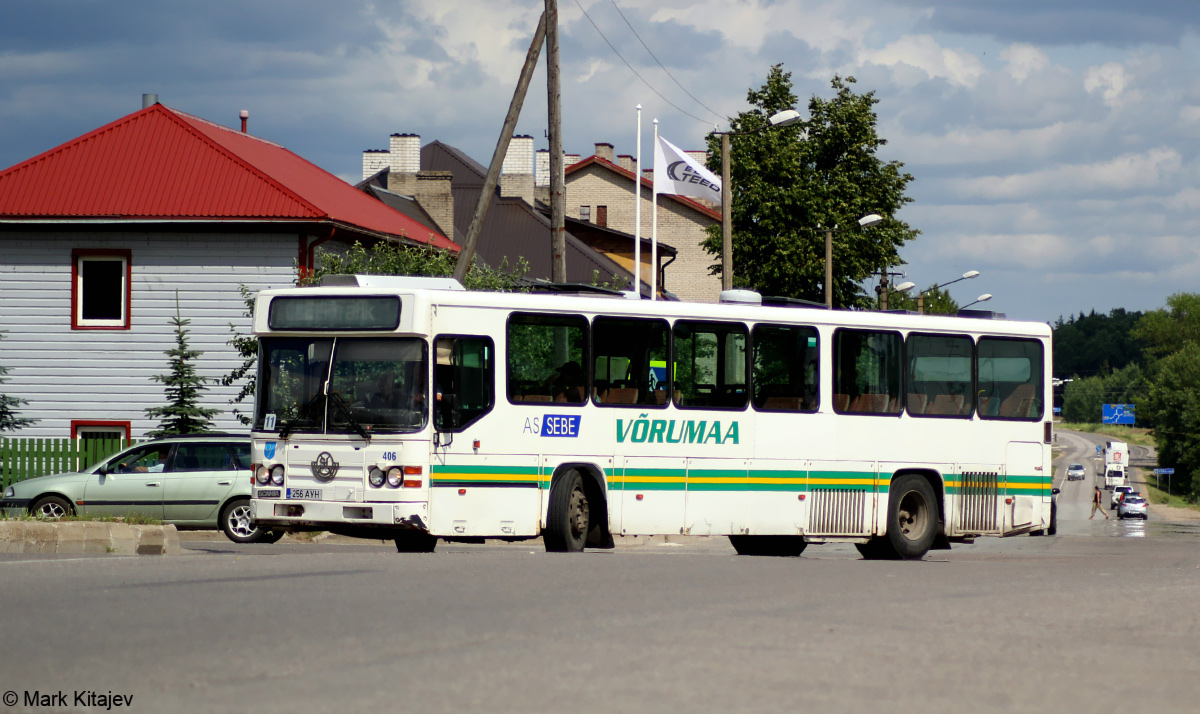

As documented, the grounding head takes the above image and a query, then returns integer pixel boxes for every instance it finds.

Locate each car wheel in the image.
[1047,499,1058,536]
[220,498,275,544]
[30,495,74,519]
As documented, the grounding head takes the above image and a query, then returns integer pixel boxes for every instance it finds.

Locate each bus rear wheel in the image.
[882,474,937,559]
[729,535,807,557]
[545,471,588,552]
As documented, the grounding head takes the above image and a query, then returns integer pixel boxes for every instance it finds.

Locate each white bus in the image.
[248,275,1055,560]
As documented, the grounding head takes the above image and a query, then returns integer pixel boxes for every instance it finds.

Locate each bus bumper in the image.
[251,499,429,532]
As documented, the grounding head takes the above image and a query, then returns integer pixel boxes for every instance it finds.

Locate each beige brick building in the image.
[564,145,722,303]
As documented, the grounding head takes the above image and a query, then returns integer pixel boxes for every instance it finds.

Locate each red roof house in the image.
[0,101,454,439]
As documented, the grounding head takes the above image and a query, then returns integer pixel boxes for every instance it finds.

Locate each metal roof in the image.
[0,103,456,251]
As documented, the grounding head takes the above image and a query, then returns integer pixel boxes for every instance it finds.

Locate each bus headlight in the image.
[255,466,271,485]
[386,467,403,488]
[368,467,386,488]
[270,465,285,486]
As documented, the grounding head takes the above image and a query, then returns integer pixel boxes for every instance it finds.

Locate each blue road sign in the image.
[1102,403,1135,425]
[1053,406,1062,414]
[1096,445,1102,455]
[1154,468,1175,475]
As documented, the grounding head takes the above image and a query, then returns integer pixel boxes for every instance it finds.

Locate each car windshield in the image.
[1069,464,1083,469]
[1125,497,1145,504]
[257,336,428,434]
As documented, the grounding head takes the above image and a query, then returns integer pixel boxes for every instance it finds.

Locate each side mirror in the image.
[1052,488,1061,496]
[96,463,108,476]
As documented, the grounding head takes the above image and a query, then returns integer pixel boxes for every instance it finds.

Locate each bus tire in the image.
[729,535,806,557]
[394,530,437,553]
[545,470,588,552]
[884,474,937,560]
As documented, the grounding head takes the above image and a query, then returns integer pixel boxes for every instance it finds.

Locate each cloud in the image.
[1084,62,1130,106]
[1001,43,1049,82]
[942,148,1183,201]
[860,35,984,87]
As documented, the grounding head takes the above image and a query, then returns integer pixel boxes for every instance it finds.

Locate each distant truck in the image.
[1103,440,1128,489]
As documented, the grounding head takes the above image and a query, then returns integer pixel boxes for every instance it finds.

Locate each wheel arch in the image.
[548,462,613,548]
[29,491,78,516]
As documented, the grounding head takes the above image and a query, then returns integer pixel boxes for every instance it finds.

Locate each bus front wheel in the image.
[545,471,588,552]
[882,474,938,560]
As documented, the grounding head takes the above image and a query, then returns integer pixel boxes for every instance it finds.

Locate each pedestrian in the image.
[1089,485,1109,520]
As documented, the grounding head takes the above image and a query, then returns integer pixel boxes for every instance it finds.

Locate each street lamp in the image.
[823,213,884,307]
[716,109,802,291]
[961,293,993,310]
[917,270,979,314]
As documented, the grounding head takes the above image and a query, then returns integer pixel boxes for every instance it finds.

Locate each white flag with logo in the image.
[653,135,721,203]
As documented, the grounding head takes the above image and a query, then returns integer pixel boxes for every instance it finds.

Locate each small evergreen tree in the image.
[145,292,219,436]
[0,331,36,432]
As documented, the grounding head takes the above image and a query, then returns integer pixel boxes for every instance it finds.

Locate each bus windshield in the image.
[257,337,428,435]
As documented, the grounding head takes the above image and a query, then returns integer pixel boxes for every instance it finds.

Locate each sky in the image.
[2,0,1199,324]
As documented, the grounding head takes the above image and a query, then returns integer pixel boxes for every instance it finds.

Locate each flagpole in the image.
[651,119,658,301]
[634,105,642,298]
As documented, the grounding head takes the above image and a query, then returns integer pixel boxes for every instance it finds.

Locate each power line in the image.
[607,0,724,122]
[571,0,714,125]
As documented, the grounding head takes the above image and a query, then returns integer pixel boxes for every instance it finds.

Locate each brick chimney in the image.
[414,171,455,240]
[616,154,634,172]
[362,149,390,181]
[535,149,551,205]
[594,142,614,162]
[500,135,535,205]
[386,133,422,196]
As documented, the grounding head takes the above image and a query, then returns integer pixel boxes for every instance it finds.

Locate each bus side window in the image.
[436,336,495,431]
[506,313,589,405]
[592,317,669,407]
[673,320,748,410]
[833,329,902,415]
[752,323,819,412]
[906,333,973,418]
[977,337,1043,421]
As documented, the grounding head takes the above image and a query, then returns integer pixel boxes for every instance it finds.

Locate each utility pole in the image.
[546,0,566,283]
[720,133,732,291]
[453,12,548,283]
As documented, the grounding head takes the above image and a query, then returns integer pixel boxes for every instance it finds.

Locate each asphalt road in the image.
[2,432,1198,713]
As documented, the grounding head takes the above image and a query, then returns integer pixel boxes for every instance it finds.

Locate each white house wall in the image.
[0,231,298,438]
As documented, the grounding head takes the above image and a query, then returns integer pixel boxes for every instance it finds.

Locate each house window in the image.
[595,205,608,228]
[72,249,131,329]
[580,206,591,222]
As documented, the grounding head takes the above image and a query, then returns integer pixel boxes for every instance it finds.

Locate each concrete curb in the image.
[0,521,182,555]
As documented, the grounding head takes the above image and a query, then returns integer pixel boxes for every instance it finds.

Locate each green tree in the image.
[703,66,919,307]
[886,284,958,315]
[1131,293,1200,361]
[1061,363,1149,425]
[1142,342,1200,499]
[1052,307,1145,379]
[221,241,531,424]
[0,331,35,432]
[145,293,220,437]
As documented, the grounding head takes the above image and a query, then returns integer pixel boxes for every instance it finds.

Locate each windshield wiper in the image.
[328,391,371,441]
[278,392,326,439]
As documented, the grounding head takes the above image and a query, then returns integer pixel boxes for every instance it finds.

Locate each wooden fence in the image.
[1,438,139,491]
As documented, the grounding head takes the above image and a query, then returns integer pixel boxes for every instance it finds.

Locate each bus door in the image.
[1004,441,1045,532]
[807,460,876,537]
[619,456,686,536]
[952,463,1004,535]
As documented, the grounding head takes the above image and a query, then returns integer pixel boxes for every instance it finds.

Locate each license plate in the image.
[257,489,281,499]
[287,488,323,500]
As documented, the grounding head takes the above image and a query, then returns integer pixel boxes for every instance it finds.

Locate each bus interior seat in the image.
[605,388,639,404]
[763,396,803,410]
[835,394,850,412]
[998,384,1035,417]
[928,393,965,415]
[907,393,928,414]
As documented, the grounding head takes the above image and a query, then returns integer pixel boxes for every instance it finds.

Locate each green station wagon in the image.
[1,434,281,543]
